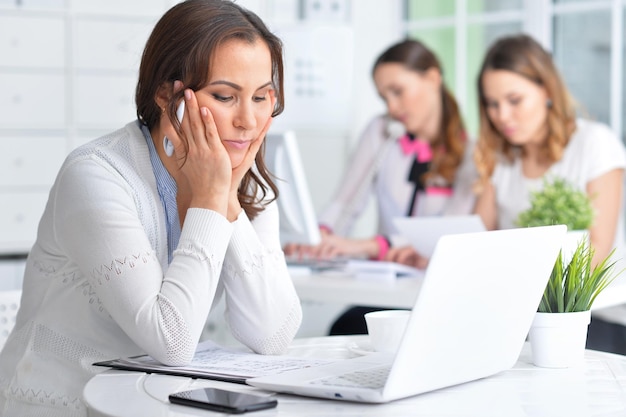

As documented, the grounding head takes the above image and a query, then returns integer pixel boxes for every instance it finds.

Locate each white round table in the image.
[84,336,626,417]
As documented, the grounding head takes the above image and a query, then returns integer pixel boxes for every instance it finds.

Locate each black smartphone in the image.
[168,387,277,414]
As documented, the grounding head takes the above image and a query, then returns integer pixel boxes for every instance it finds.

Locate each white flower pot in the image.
[529,310,591,368]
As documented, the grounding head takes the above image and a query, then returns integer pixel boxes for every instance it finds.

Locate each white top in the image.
[491,118,626,254]
[318,115,477,242]
[491,118,626,325]
[0,121,302,417]
[491,119,626,253]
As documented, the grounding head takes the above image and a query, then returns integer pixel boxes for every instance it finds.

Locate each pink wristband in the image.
[319,224,333,234]
[374,235,390,261]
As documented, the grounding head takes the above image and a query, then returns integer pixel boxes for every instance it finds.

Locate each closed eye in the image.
[213,94,233,102]
[509,97,521,105]
[390,88,402,98]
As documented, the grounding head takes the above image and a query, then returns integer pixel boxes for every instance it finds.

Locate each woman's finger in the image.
[385,248,398,263]
[180,88,203,153]
[199,106,222,150]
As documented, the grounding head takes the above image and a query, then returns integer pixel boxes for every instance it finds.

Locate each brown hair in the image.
[474,34,577,187]
[373,39,466,184]
[136,0,284,219]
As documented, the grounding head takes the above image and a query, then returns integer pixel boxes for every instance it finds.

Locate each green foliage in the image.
[538,239,622,313]
[516,178,594,231]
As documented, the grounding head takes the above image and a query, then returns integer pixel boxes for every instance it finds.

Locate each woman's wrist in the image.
[319,224,333,236]
[372,235,391,260]
[227,193,242,222]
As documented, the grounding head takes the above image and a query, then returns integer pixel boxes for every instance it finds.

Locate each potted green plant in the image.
[529,239,622,368]
[516,177,594,231]
[516,177,594,264]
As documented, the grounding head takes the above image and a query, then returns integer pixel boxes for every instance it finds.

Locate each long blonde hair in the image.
[474,34,577,188]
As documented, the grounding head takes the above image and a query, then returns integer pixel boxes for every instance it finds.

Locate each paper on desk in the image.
[345,260,424,281]
[93,340,336,384]
[286,257,350,274]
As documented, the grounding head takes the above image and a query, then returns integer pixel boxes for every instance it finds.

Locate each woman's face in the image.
[373,62,440,135]
[481,69,549,147]
[194,38,274,169]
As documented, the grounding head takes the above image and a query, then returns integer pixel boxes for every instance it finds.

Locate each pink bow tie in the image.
[399,134,432,162]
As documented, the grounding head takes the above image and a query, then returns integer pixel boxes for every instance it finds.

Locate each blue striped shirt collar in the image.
[139,122,180,264]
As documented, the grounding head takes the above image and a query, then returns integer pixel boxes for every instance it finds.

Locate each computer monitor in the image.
[264,131,321,246]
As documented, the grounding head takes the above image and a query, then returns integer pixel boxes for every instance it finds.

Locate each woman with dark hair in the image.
[473,34,626,354]
[0,1,301,415]
[286,39,477,334]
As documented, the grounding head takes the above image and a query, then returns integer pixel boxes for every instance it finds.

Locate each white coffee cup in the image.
[364,310,411,353]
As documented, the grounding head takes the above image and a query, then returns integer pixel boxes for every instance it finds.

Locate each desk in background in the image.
[84,335,626,417]
[290,269,419,309]
[291,269,626,311]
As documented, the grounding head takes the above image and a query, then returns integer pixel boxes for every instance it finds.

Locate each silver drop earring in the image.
[546,98,553,108]
[161,105,174,157]
[163,136,174,157]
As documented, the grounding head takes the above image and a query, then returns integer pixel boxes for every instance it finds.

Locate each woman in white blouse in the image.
[0,1,302,416]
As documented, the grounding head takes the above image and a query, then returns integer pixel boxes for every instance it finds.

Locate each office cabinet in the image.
[0,15,65,68]
[0,1,169,254]
[0,136,65,187]
[0,74,66,128]
[70,0,163,15]
[73,19,155,71]
[74,74,138,128]
[0,193,48,253]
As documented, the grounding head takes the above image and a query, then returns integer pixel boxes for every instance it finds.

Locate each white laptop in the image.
[393,215,486,257]
[248,225,566,403]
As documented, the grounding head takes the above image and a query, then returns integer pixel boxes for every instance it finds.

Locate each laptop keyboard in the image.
[310,365,391,389]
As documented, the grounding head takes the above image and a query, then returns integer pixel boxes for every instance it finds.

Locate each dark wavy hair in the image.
[373,39,466,185]
[136,0,284,219]
[474,34,577,188]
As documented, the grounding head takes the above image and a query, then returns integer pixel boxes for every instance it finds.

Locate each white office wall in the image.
[294,0,403,239]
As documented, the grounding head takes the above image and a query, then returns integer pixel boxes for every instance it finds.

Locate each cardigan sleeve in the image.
[220,200,302,354]
[52,154,232,366]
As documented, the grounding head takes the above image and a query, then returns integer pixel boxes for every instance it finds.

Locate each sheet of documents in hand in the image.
[94,340,336,384]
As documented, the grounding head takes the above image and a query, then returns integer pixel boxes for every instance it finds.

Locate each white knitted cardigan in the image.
[0,121,302,417]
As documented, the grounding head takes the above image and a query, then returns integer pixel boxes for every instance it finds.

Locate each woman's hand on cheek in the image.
[180,88,232,217]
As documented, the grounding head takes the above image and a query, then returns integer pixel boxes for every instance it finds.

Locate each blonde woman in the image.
[473,34,626,354]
